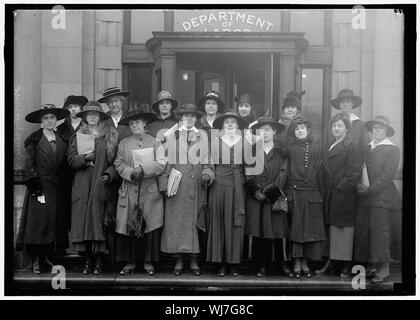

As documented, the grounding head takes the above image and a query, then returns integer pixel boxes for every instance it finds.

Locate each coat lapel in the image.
[38,135,57,168]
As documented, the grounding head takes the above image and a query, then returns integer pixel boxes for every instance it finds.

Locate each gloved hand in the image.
[101,173,111,184]
[255,190,267,202]
[130,167,144,182]
[84,152,95,161]
[357,183,369,196]
[201,173,211,186]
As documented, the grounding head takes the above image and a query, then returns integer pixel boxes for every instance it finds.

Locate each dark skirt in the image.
[354,207,392,263]
[73,240,107,254]
[206,170,245,264]
[115,228,161,263]
[291,241,324,260]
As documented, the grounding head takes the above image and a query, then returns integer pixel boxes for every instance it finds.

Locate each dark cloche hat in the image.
[98,87,130,103]
[250,116,285,133]
[330,89,363,110]
[119,103,157,126]
[282,90,306,111]
[198,90,225,113]
[287,116,312,137]
[365,115,395,137]
[76,101,110,120]
[175,103,204,118]
[63,95,88,109]
[213,109,248,130]
[152,90,178,114]
[25,104,70,123]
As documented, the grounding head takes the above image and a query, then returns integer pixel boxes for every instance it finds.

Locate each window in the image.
[130,10,164,43]
[126,64,153,107]
[301,68,324,144]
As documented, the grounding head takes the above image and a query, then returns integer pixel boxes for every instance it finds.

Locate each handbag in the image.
[272,188,288,213]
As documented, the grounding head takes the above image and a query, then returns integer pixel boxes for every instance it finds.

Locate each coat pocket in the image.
[308,192,323,217]
[118,185,128,208]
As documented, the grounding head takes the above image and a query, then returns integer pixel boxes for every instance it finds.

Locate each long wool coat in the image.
[114,133,167,236]
[245,146,289,239]
[322,135,362,227]
[145,112,179,139]
[160,129,215,254]
[67,123,119,244]
[16,129,67,249]
[286,138,326,243]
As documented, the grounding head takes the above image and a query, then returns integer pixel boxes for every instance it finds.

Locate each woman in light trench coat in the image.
[114,104,167,275]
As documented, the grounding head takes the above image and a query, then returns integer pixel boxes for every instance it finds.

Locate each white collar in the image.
[369,138,395,149]
[349,113,360,122]
[329,136,345,151]
[111,113,123,126]
[179,125,199,133]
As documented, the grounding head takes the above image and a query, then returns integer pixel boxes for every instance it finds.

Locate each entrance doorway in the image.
[176,53,272,117]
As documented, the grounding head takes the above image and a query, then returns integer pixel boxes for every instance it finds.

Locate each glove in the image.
[101,173,111,184]
[202,173,211,186]
[357,183,369,196]
[84,152,95,161]
[255,190,267,202]
[130,167,144,182]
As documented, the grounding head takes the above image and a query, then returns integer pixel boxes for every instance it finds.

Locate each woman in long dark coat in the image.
[114,105,166,275]
[206,109,249,277]
[244,117,291,277]
[316,113,362,278]
[285,116,326,278]
[68,101,119,275]
[160,104,215,276]
[355,116,401,283]
[16,104,69,273]
[55,95,87,252]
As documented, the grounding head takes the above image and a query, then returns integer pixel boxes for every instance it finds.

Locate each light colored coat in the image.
[114,133,167,235]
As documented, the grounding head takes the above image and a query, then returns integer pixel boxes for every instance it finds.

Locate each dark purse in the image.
[272,188,288,213]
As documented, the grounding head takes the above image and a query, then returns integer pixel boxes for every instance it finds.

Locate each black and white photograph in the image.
[3,2,416,302]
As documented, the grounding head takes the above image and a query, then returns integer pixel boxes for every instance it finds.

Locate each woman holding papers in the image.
[113,104,167,276]
[285,116,326,278]
[315,113,361,278]
[68,101,119,275]
[17,104,69,273]
[205,109,248,277]
[160,104,215,276]
[244,117,290,277]
[354,116,401,283]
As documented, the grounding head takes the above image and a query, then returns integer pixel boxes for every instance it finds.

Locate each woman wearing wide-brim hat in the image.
[160,103,215,276]
[206,109,249,276]
[244,117,292,277]
[68,101,119,275]
[16,104,69,274]
[197,90,225,130]
[354,115,401,284]
[114,104,167,276]
[329,89,370,156]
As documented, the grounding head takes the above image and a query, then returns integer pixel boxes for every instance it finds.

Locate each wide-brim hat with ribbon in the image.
[119,103,157,126]
[152,90,178,113]
[175,103,203,118]
[63,95,88,109]
[213,109,248,130]
[98,87,130,103]
[282,90,306,111]
[76,101,110,120]
[198,90,225,113]
[330,89,363,110]
[25,104,70,123]
[287,116,312,137]
[250,116,285,133]
[365,115,395,137]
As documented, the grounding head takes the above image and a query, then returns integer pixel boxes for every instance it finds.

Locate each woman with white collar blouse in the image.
[354,115,402,284]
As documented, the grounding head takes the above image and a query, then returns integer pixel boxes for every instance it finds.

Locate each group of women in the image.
[17,86,401,284]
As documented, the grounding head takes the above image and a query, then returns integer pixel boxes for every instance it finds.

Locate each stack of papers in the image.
[76,132,95,155]
[167,168,182,197]
[131,147,154,168]
[361,163,370,187]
